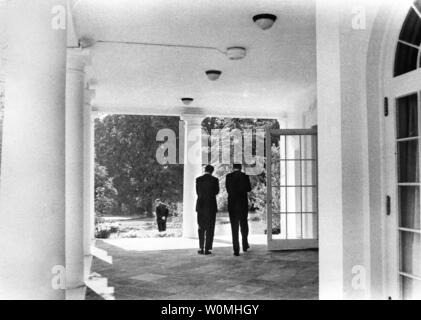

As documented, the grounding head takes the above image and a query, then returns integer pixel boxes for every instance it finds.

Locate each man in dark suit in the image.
[196,165,220,255]
[226,163,252,256]
[155,199,169,232]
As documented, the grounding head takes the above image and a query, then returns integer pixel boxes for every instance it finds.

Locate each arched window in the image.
[394,0,421,77]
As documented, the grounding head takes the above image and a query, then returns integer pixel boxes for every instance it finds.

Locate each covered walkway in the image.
[86,238,318,300]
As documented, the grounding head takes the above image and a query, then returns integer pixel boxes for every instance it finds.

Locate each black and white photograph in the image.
[0,0,420,304]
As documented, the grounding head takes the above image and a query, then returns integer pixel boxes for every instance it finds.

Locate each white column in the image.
[83,93,96,259]
[65,50,90,290]
[181,114,204,238]
[316,0,344,299]
[0,0,67,299]
[316,0,375,300]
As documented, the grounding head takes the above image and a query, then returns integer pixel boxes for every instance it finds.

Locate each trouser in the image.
[198,216,216,251]
[157,218,167,232]
[229,211,249,254]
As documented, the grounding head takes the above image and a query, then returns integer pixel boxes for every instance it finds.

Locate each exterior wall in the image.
[317,0,411,299]
[316,0,405,299]
[316,1,344,298]
[366,0,413,299]
[338,1,380,300]
[365,0,395,300]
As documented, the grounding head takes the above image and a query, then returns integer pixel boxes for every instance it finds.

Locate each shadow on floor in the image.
[86,239,319,300]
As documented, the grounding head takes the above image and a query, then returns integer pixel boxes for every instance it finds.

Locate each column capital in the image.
[85,78,97,90]
[84,88,96,106]
[275,112,287,122]
[0,0,13,7]
[180,113,205,126]
[0,55,5,83]
[67,48,91,73]
[275,113,288,128]
[91,107,102,120]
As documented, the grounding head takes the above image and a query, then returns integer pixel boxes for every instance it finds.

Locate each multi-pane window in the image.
[394,1,421,77]
[396,93,421,300]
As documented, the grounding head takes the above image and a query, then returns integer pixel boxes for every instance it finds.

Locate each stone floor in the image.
[86,238,319,300]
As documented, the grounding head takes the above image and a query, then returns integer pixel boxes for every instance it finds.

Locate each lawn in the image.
[97,211,266,239]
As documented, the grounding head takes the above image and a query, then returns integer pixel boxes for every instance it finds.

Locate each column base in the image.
[182,235,198,240]
[66,285,87,300]
[84,254,93,281]
[182,227,198,239]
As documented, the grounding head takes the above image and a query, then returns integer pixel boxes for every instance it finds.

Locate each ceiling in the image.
[72,0,317,118]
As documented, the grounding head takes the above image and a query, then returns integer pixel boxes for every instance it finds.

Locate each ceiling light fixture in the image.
[253,13,277,30]
[226,47,247,60]
[181,98,194,105]
[205,70,222,81]
[78,36,96,48]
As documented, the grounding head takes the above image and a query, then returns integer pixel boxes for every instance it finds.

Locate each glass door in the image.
[396,92,421,299]
[266,128,318,250]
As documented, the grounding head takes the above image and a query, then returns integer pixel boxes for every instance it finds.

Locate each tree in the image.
[95,115,183,216]
[202,117,279,212]
[95,163,118,216]
[94,115,278,218]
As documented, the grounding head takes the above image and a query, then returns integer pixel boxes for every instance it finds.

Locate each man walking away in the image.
[155,199,169,233]
[226,164,252,256]
[196,165,220,255]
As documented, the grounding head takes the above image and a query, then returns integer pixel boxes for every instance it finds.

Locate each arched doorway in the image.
[383,0,421,300]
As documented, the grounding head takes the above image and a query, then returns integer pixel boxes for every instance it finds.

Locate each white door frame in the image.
[382,2,421,299]
[266,128,318,251]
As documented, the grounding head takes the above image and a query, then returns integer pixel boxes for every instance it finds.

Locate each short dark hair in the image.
[233,163,242,171]
[205,165,214,174]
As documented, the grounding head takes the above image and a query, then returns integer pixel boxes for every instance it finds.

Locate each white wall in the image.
[316,0,394,299]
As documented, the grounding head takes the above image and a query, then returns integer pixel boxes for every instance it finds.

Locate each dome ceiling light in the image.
[205,70,222,81]
[253,13,277,30]
[78,36,96,48]
[226,47,247,60]
[181,97,194,105]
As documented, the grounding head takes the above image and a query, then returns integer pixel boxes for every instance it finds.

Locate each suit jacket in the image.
[196,174,220,215]
[226,171,252,214]
[156,204,169,219]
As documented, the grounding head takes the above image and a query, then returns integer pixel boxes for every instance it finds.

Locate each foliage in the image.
[202,117,279,215]
[252,144,281,230]
[95,115,183,216]
[94,115,280,222]
[95,163,118,216]
[95,217,120,239]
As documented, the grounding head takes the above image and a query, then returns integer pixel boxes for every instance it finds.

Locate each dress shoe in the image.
[234,252,240,257]
[198,250,204,255]
[205,250,212,255]
[243,245,250,252]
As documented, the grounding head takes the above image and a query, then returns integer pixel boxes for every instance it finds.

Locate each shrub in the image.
[95,163,118,216]
[95,221,120,239]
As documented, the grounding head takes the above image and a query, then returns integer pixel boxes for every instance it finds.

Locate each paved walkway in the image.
[86,237,318,300]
